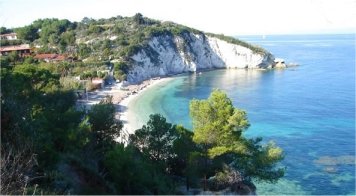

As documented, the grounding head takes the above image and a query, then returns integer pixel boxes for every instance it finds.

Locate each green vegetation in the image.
[2,62,119,194]
[206,33,267,54]
[15,25,39,42]
[0,26,13,34]
[1,62,284,195]
[0,39,24,46]
[190,90,285,188]
[1,51,110,89]
[113,61,128,81]
[1,14,280,195]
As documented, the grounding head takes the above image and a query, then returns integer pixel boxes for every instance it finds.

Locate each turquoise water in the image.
[130,34,355,194]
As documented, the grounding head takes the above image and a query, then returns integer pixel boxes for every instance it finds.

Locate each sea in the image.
[128,34,355,195]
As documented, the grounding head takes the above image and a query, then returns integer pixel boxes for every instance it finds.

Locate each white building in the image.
[0,33,17,40]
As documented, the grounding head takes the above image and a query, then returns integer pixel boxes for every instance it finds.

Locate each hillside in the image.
[1,14,285,195]
[2,13,275,83]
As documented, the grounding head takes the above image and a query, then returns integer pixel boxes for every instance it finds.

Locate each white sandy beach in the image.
[118,78,172,135]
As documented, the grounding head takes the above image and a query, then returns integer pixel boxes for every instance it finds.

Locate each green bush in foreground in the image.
[190,89,285,191]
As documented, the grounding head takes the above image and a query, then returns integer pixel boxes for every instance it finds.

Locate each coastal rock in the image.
[273,58,299,68]
[274,58,287,68]
[127,33,276,83]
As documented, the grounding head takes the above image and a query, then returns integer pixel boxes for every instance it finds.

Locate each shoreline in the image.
[77,66,291,140]
[117,77,173,136]
[76,77,173,141]
[78,68,269,132]
[116,67,282,137]
[76,76,173,142]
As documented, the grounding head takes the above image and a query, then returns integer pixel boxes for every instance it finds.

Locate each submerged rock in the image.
[323,166,338,173]
[313,155,355,166]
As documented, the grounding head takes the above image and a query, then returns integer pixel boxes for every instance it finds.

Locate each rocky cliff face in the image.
[127,33,275,83]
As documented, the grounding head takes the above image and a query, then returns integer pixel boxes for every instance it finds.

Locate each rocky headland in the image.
[127,33,279,84]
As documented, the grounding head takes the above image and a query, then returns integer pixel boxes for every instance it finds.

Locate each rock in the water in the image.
[274,58,287,68]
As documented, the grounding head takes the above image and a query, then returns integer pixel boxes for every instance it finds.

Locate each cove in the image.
[128,34,355,194]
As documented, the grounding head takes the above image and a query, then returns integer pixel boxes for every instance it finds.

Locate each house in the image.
[0,44,31,56]
[0,33,17,40]
[34,53,67,62]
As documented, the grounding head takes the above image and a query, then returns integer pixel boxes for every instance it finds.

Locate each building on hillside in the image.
[34,53,67,62]
[0,33,17,40]
[0,44,31,56]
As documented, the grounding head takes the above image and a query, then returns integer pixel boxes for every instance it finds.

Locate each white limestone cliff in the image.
[127,33,275,83]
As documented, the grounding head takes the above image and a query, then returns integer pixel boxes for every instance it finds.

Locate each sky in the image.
[0,0,355,35]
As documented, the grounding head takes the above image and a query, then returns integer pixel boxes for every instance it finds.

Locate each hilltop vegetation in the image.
[11,13,266,57]
[1,13,267,82]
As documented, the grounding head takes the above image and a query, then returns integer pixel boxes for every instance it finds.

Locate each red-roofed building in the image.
[0,33,17,40]
[34,53,67,62]
[0,44,31,56]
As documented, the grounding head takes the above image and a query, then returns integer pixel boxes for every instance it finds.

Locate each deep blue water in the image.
[131,34,355,194]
